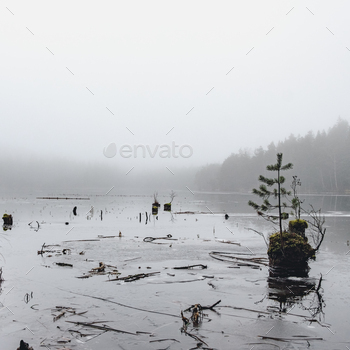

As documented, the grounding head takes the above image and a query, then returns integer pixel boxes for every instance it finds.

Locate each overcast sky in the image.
[1,1,350,172]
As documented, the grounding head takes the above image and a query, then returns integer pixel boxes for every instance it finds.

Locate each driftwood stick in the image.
[316,273,323,292]
[55,262,73,267]
[184,300,221,312]
[63,239,100,242]
[209,252,269,266]
[39,242,45,255]
[143,234,176,242]
[249,342,281,349]
[202,300,221,310]
[65,321,136,335]
[149,338,180,343]
[173,264,207,270]
[53,311,65,322]
[37,197,89,200]
[258,335,323,341]
[107,272,159,282]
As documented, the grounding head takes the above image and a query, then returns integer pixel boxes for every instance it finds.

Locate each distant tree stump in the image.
[288,219,308,238]
[2,214,13,225]
[152,206,158,215]
[164,203,171,211]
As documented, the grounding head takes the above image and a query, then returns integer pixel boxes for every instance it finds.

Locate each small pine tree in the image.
[248,153,293,245]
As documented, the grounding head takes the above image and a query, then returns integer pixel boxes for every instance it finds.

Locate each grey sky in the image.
[1,1,349,171]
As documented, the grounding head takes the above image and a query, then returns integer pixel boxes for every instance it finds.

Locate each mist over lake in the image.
[1,2,350,348]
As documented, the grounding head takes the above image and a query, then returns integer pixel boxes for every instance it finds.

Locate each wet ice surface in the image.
[0,192,349,349]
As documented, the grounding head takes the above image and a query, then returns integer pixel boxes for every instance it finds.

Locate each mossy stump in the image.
[288,219,308,237]
[152,206,158,215]
[164,203,171,211]
[2,214,13,225]
[268,231,315,277]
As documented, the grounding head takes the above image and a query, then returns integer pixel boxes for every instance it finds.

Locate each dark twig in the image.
[143,234,177,243]
[107,272,159,282]
[66,321,136,335]
[184,300,221,312]
[173,264,207,270]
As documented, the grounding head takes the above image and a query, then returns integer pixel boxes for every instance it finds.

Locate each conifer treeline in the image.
[195,119,350,194]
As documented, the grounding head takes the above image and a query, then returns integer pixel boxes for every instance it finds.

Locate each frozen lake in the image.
[0,191,349,349]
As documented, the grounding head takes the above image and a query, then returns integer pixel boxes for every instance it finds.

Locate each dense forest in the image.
[195,119,350,194]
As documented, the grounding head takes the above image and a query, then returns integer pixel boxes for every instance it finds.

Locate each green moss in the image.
[268,231,315,267]
[289,219,308,235]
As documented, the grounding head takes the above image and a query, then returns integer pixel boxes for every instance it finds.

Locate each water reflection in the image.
[267,275,325,320]
[2,224,12,231]
[0,267,3,295]
[268,264,310,278]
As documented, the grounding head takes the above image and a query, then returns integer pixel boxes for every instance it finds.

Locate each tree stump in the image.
[268,231,315,277]
[164,203,171,211]
[2,214,13,225]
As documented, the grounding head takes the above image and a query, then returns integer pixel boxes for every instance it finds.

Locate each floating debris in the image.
[143,234,177,243]
[28,221,40,232]
[173,264,207,270]
[180,301,221,347]
[55,262,73,268]
[77,263,119,279]
[107,271,160,282]
[37,196,90,200]
[209,251,269,267]
[215,239,241,246]
[66,320,137,335]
